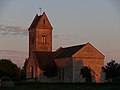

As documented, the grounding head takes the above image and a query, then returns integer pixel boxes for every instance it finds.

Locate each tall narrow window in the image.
[31,66,34,78]
[42,35,46,44]
[62,68,64,80]
[32,35,34,44]
[43,19,45,24]
[61,68,64,81]
[30,66,34,78]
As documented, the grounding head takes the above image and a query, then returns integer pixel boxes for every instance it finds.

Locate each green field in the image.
[0,83,120,90]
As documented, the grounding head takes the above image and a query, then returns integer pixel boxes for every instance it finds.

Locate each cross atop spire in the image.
[39,7,42,15]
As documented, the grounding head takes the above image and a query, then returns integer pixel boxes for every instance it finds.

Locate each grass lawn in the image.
[0,83,120,90]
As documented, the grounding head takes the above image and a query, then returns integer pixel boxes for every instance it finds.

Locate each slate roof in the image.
[34,51,57,70]
[32,43,87,70]
[55,44,86,59]
[29,14,41,30]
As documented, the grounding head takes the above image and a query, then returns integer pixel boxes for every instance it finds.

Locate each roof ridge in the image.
[62,44,86,49]
[55,44,86,59]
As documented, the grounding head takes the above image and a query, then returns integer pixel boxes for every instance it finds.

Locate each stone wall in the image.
[72,58,104,83]
[36,29,52,52]
[26,56,37,79]
[82,58,104,83]
[72,58,85,82]
[55,58,73,82]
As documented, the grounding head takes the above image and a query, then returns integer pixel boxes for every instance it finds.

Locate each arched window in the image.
[30,66,34,78]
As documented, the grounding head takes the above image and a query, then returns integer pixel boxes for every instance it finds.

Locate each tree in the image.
[42,64,58,78]
[0,59,21,81]
[80,66,92,83]
[102,60,120,82]
[19,67,26,80]
[20,58,28,80]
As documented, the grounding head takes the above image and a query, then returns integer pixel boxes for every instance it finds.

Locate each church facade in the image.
[26,12,105,83]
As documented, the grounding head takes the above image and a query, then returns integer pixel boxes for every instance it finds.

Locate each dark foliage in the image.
[103,60,120,82]
[19,68,26,80]
[20,58,28,80]
[0,59,21,81]
[80,66,92,83]
[42,64,58,78]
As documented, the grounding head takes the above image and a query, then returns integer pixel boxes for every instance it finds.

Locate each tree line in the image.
[0,59,26,81]
[0,58,120,83]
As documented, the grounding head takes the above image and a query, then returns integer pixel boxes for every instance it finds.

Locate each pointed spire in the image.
[43,12,45,14]
[28,11,53,30]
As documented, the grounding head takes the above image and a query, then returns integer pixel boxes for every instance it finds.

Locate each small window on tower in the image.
[43,19,45,24]
[42,35,46,44]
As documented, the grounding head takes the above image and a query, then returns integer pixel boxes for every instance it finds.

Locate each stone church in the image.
[26,12,105,83]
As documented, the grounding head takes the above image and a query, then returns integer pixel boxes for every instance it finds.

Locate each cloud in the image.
[0,25,28,36]
[54,35,59,38]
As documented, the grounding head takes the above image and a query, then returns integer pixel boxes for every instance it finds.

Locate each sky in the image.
[0,0,120,63]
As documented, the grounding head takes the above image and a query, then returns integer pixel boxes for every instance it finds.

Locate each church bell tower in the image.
[28,12,53,57]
